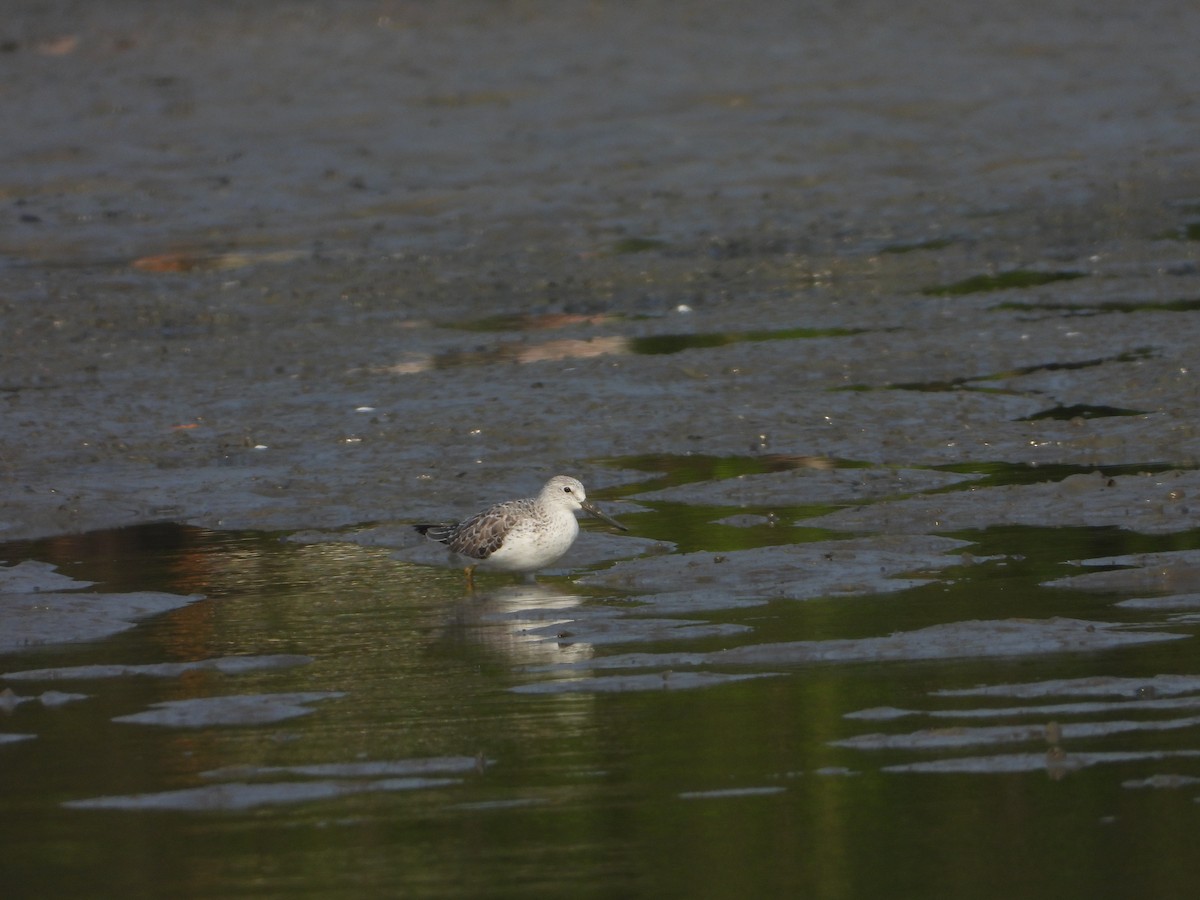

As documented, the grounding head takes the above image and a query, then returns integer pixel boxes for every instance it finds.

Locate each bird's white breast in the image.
[480,507,580,572]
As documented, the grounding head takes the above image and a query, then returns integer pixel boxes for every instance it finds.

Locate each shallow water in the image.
[4,473,1200,899]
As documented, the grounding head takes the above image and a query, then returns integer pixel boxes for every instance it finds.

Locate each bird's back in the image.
[420,497,544,561]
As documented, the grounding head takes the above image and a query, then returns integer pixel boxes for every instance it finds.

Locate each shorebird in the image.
[414,475,627,588]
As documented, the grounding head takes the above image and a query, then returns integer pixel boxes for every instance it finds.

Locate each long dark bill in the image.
[580,500,628,531]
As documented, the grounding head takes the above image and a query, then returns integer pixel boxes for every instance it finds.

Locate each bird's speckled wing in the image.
[441,498,539,561]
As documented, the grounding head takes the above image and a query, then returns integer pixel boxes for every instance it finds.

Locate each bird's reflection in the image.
[447,582,595,665]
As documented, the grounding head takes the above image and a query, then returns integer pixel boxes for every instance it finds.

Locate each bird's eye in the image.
[563,486,572,493]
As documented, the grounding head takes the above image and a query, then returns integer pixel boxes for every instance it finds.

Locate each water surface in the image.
[4,490,1200,898]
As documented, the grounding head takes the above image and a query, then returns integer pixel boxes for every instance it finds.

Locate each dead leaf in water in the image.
[37,35,79,56]
[131,249,303,273]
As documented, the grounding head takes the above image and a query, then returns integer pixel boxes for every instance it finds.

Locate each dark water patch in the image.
[857,379,1017,395]
[1020,403,1146,421]
[928,461,1177,491]
[0,522,255,596]
[858,347,1156,394]
[940,525,1200,572]
[602,452,862,495]
[996,296,1200,315]
[200,757,491,780]
[609,236,667,255]
[596,451,871,551]
[1154,221,1200,241]
[625,501,847,554]
[921,269,1086,296]
[877,237,956,255]
[628,325,862,356]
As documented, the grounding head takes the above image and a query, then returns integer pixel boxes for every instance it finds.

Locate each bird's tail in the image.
[414,523,457,543]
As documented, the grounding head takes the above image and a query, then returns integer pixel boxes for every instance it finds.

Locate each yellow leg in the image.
[464,565,477,590]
